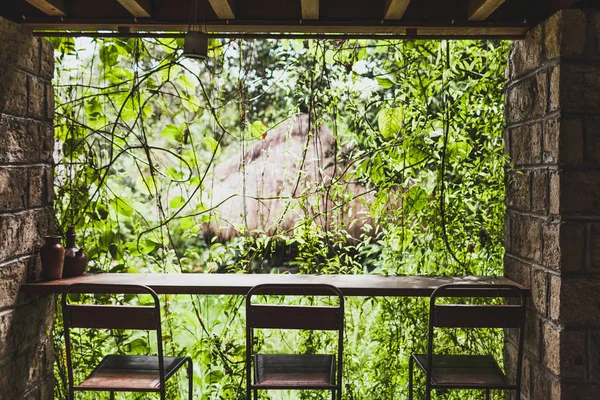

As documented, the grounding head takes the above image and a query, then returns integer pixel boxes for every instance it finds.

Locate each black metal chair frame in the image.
[245,283,344,400]
[61,283,193,400]
[409,283,526,400]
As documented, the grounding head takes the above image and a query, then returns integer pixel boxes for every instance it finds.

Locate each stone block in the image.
[544,325,586,379]
[27,166,49,208]
[589,223,600,270]
[561,170,600,216]
[548,274,561,321]
[0,70,28,116]
[0,167,27,211]
[543,117,559,164]
[0,297,54,361]
[543,323,561,375]
[506,74,548,124]
[45,83,54,120]
[584,115,600,164]
[525,313,541,359]
[506,169,531,211]
[549,65,560,113]
[28,75,46,119]
[560,383,600,400]
[542,220,560,270]
[0,209,50,262]
[549,170,560,215]
[510,24,542,78]
[511,216,542,263]
[532,169,548,214]
[559,116,583,165]
[510,123,542,166]
[531,268,547,316]
[504,213,511,251]
[18,35,40,73]
[545,10,586,60]
[562,63,600,113]
[590,330,600,380]
[531,361,551,400]
[39,122,54,163]
[0,258,29,309]
[39,38,54,79]
[0,116,53,164]
[0,338,52,400]
[504,254,532,288]
[560,278,600,325]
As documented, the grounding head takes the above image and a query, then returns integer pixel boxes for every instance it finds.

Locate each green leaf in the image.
[170,195,186,209]
[110,198,133,217]
[377,107,403,140]
[161,124,183,141]
[249,121,267,140]
[205,137,220,155]
[376,77,394,89]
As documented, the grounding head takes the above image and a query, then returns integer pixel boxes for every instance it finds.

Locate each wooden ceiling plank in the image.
[468,0,505,21]
[384,0,411,20]
[116,0,152,18]
[301,0,319,20]
[207,0,236,20]
[25,0,66,17]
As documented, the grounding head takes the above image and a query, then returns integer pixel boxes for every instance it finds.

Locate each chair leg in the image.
[408,356,414,400]
[516,388,521,400]
[253,389,257,400]
[109,392,115,400]
[188,358,193,400]
[485,389,490,400]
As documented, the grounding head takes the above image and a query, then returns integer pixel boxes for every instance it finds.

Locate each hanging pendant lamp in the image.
[183,0,208,59]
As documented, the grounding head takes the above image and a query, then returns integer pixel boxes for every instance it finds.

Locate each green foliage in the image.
[50,36,510,399]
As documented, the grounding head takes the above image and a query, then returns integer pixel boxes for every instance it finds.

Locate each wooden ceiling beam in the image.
[384,0,411,20]
[25,0,66,16]
[301,0,319,20]
[116,0,152,18]
[468,0,505,21]
[207,0,236,20]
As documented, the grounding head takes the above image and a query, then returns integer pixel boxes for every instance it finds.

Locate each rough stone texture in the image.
[505,9,600,400]
[0,16,55,400]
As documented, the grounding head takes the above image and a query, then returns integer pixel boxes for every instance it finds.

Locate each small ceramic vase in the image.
[40,235,64,280]
[63,226,87,278]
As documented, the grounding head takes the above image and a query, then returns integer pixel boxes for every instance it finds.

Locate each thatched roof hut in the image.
[203,114,377,242]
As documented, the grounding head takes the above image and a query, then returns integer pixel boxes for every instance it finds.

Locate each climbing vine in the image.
[49,36,510,399]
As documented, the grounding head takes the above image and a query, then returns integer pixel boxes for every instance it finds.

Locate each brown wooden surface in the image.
[433,304,524,329]
[254,354,336,389]
[66,304,158,330]
[249,305,341,330]
[412,354,509,387]
[75,355,187,391]
[21,273,530,297]
[0,0,562,38]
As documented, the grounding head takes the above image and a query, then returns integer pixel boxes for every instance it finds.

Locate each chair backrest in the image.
[245,284,345,388]
[426,283,526,388]
[61,284,167,394]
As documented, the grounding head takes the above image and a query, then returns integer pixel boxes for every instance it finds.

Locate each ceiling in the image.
[0,0,582,39]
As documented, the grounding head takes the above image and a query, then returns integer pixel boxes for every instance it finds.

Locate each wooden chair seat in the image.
[253,354,336,389]
[75,355,189,392]
[412,354,509,388]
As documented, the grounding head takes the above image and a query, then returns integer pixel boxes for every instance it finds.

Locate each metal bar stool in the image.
[246,283,344,400]
[409,283,526,400]
[61,283,193,400]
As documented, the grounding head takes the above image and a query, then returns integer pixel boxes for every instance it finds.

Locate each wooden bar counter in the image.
[20,273,529,297]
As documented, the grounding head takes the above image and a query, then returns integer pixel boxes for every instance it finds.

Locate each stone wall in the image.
[0,17,55,400]
[505,8,600,400]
